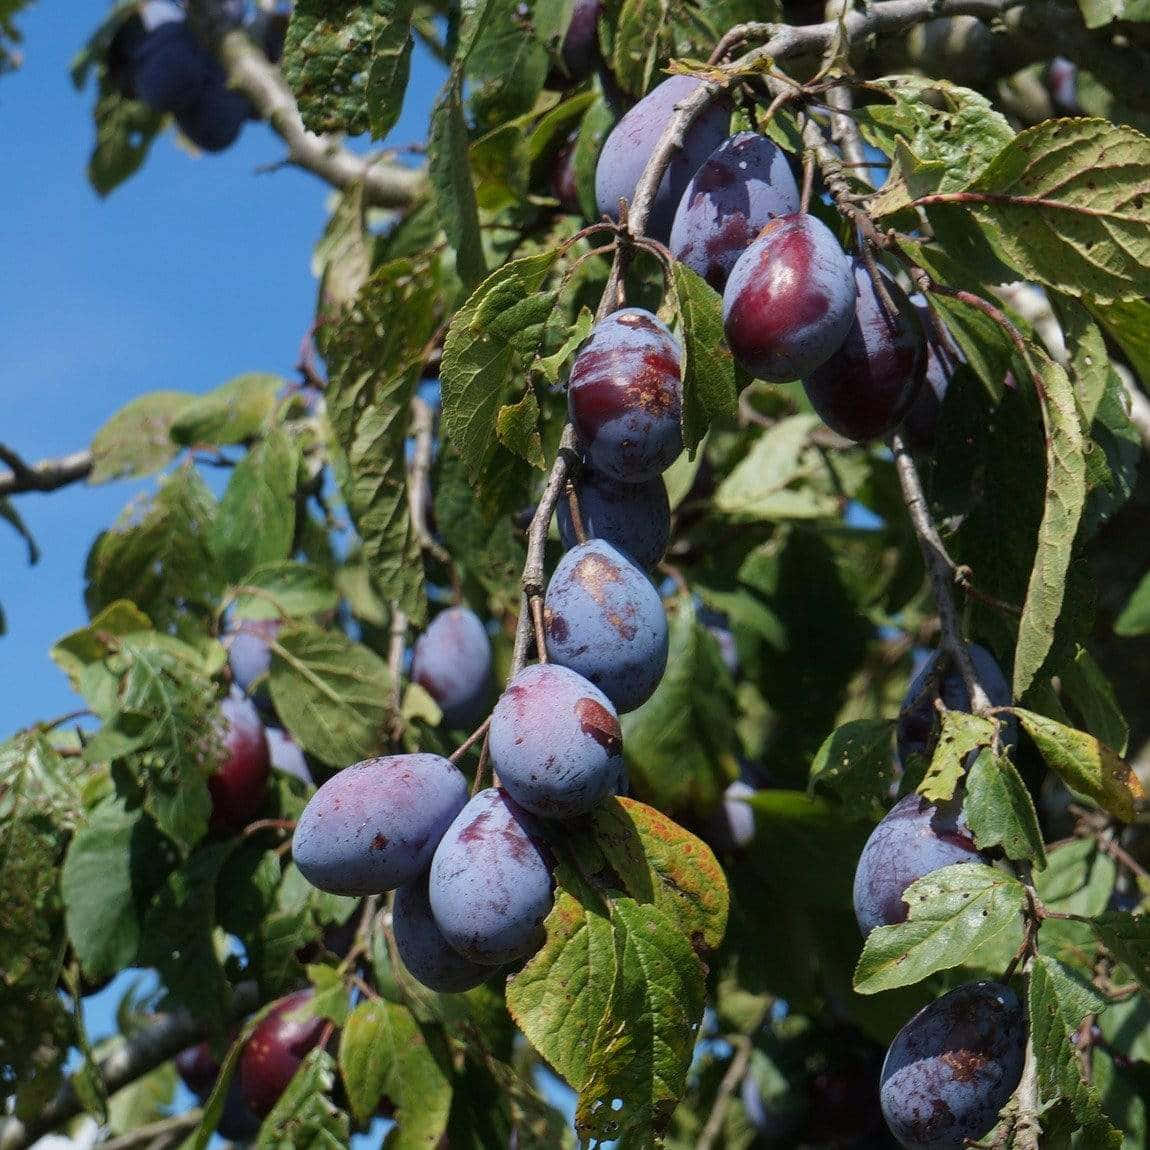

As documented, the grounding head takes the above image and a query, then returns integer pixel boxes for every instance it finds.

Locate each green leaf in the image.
[1060,647,1129,755]
[86,79,163,197]
[255,1047,350,1147]
[671,263,739,453]
[466,0,549,128]
[210,428,299,584]
[940,119,1150,304]
[713,415,855,520]
[1029,954,1122,1147]
[1115,568,1150,637]
[853,863,1025,994]
[268,621,393,767]
[572,96,616,220]
[1012,355,1087,698]
[622,598,739,815]
[282,0,414,138]
[440,251,560,514]
[916,710,998,803]
[88,391,192,483]
[51,600,152,691]
[429,72,486,291]
[169,374,284,447]
[230,562,340,621]
[589,797,729,952]
[808,718,897,821]
[1010,708,1144,822]
[339,1000,452,1143]
[577,898,706,1144]
[323,258,441,625]
[611,0,672,96]
[1090,297,1150,392]
[1092,912,1150,994]
[963,748,1047,867]
[495,389,546,469]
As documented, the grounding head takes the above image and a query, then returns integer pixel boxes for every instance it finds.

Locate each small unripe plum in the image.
[556,468,670,570]
[209,692,271,832]
[265,726,313,786]
[703,780,756,851]
[410,607,493,729]
[128,7,208,114]
[567,308,683,484]
[557,0,600,83]
[595,75,730,241]
[490,663,623,818]
[293,754,469,895]
[880,981,1026,1150]
[225,617,280,697]
[852,793,984,937]
[897,644,1016,769]
[802,262,926,442]
[176,81,252,153]
[723,214,857,382]
[669,132,801,291]
[393,871,496,993]
[239,990,325,1118]
[429,788,554,965]
[543,540,668,713]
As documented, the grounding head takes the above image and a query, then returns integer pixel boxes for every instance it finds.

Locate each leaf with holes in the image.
[853,863,1025,994]
[916,710,998,803]
[808,719,897,821]
[963,748,1047,867]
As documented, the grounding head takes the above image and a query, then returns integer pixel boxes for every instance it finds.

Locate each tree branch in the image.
[0,447,93,497]
[0,982,260,1150]
[696,1035,753,1150]
[100,1109,205,1150]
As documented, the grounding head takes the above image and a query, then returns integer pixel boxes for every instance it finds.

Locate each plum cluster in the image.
[852,643,1027,1148]
[592,76,934,443]
[108,1,254,153]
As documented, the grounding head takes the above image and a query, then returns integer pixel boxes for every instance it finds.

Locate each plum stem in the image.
[450,716,492,764]
[696,1034,753,1150]
[564,479,588,544]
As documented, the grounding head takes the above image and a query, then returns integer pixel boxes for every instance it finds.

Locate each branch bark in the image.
[0,982,260,1150]
[0,447,93,498]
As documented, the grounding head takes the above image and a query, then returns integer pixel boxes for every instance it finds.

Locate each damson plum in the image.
[556,0,600,83]
[669,132,800,291]
[723,214,857,382]
[852,793,984,937]
[175,1042,260,1140]
[880,981,1026,1150]
[556,468,670,570]
[239,990,326,1118]
[265,726,313,786]
[293,754,468,895]
[393,871,496,992]
[225,617,280,697]
[543,540,668,713]
[551,137,581,213]
[209,692,271,832]
[567,308,682,484]
[123,3,210,114]
[703,780,756,851]
[176,80,252,152]
[595,75,730,241]
[490,663,623,818]
[410,607,493,729]
[802,262,926,442]
[897,644,1016,769]
[901,300,962,451]
[429,788,554,965]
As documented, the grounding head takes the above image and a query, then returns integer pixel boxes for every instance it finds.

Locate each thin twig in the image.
[0,448,93,497]
[388,606,408,740]
[99,1110,204,1150]
[696,1035,754,1150]
[565,479,587,544]
[450,717,492,763]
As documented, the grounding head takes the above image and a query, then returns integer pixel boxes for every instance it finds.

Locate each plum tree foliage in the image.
[5,0,1150,1146]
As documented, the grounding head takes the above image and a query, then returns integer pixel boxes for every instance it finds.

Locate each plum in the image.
[410,607,493,729]
[543,539,668,713]
[557,0,600,83]
[176,80,252,152]
[880,981,1026,1150]
[594,75,730,241]
[175,1042,260,1140]
[669,132,801,291]
[293,753,468,895]
[209,692,271,832]
[852,793,984,937]
[551,137,581,213]
[802,261,926,442]
[126,4,209,114]
[567,308,682,484]
[897,644,1016,770]
[393,871,497,992]
[428,787,554,965]
[723,214,857,382]
[225,616,280,697]
[556,468,670,570]
[901,300,962,450]
[489,663,623,818]
[239,989,326,1118]
[703,780,756,851]
[265,726,313,786]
